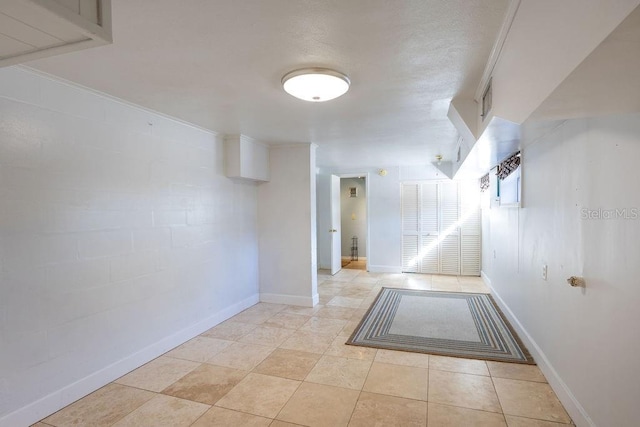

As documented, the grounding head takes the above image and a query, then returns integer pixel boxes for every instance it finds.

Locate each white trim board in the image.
[485,274,594,427]
[0,294,260,427]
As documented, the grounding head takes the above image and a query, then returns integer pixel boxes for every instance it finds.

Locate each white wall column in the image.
[258,144,318,306]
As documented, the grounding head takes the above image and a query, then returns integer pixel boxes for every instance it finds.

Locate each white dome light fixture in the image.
[282,68,350,102]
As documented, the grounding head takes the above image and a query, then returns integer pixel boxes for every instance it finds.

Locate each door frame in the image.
[337,173,371,272]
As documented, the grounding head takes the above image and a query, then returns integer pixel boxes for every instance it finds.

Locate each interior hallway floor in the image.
[35,271,573,427]
[341,258,367,270]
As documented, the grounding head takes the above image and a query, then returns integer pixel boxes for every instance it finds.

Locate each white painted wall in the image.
[0,67,259,426]
[482,113,640,427]
[258,145,318,306]
[340,178,367,258]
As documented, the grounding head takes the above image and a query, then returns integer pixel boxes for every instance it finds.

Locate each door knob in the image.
[329,229,337,232]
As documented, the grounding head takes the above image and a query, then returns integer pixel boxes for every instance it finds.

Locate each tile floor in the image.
[35,271,574,427]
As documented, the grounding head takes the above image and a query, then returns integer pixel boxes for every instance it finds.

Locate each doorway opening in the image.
[340,176,367,271]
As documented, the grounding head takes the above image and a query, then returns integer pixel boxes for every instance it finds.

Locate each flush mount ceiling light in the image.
[282,68,350,102]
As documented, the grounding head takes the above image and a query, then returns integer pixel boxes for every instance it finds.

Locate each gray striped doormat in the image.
[347,288,534,364]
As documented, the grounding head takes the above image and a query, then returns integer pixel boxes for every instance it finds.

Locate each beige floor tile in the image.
[325,336,377,360]
[362,362,428,400]
[332,270,360,281]
[282,305,323,316]
[201,321,258,341]
[239,325,296,347]
[111,394,209,427]
[43,383,154,427]
[253,348,321,380]
[343,282,375,291]
[374,349,430,369]
[429,355,490,376]
[339,289,373,299]
[431,275,459,283]
[115,356,200,392]
[504,415,572,426]
[191,407,272,427]
[305,355,372,390]
[279,331,335,354]
[231,310,277,325]
[487,362,547,383]
[327,296,365,308]
[338,320,362,337]
[319,295,334,305]
[427,402,507,427]
[350,276,380,285]
[161,364,247,405]
[378,280,406,288]
[207,342,275,370]
[359,297,376,308]
[319,280,349,289]
[355,271,384,279]
[350,308,368,320]
[276,382,359,427]
[319,287,344,296]
[215,373,300,418]
[165,336,233,362]
[263,312,311,330]
[428,370,502,413]
[505,415,573,427]
[31,423,52,427]
[460,282,491,293]
[314,306,356,320]
[493,378,571,424]
[270,421,305,427]
[243,303,288,315]
[431,281,463,292]
[405,277,432,290]
[299,317,348,336]
[349,391,428,427]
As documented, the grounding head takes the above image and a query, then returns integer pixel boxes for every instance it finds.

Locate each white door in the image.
[420,183,440,273]
[459,180,481,276]
[330,174,342,275]
[401,181,480,275]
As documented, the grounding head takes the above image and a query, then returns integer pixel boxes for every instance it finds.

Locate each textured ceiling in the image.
[29,0,508,168]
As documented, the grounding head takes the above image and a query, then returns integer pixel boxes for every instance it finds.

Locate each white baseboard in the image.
[486,278,594,427]
[480,270,492,287]
[368,264,402,274]
[260,292,315,307]
[0,293,259,427]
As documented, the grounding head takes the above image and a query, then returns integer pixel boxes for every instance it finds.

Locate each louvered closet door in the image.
[401,181,480,275]
[419,183,439,273]
[460,180,481,275]
[438,182,460,275]
[401,184,419,272]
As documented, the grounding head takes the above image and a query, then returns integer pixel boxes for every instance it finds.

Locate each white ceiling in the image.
[27,0,509,168]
